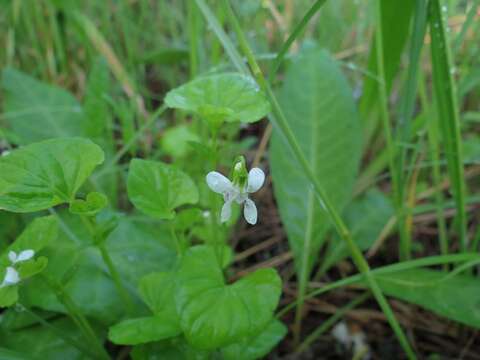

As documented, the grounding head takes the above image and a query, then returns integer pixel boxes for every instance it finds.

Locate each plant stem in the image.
[18,303,97,359]
[374,0,409,260]
[80,215,135,316]
[98,242,135,316]
[277,253,480,318]
[419,69,449,260]
[41,275,110,360]
[220,1,415,358]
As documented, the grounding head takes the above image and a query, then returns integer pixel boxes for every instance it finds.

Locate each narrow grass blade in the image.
[429,0,468,250]
[213,1,416,358]
[268,0,328,83]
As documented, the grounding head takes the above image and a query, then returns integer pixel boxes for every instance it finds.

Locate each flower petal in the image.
[243,198,258,225]
[221,200,233,223]
[2,267,20,287]
[247,168,265,193]
[206,171,234,194]
[8,251,17,264]
[17,249,35,262]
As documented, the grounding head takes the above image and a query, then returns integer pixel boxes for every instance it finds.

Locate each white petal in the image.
[221,200,233,223]
[243,198,258,225]
[206,171,234,194]
[2,267,20,287]
[247,168,265,193]
[17,249,35,262]
[8,251,17,264]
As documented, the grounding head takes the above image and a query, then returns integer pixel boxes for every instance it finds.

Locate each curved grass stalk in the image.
[205,0,416,357]
[268,0,328,83]
[277,252,480,318]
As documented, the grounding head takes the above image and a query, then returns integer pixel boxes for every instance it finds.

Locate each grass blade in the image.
[429,0,468,250]
[213,1,416,357]
[268,0,328,83]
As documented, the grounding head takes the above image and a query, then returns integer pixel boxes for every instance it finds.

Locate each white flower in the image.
[8,249,35,265]
[0,267,20,288]
[206,167,265,225]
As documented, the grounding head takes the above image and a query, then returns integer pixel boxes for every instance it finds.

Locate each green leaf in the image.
[175,246,281,349]
[21,213,177,324]
[160,125,200,159]
[375,269,480,329]
[0,286,18,308]
[0,317,99,360]
[0,216,57,308]
[127,159,199,219]
[221,320,287,360]
[0,137,104,213]
[108,314,181,345]
[0,258,49,308]
[131,338,209,360]
[139,272,178,315]
[5,215,59,256]
[69,192,108,216]
[17,257,48,279]
[360,0,415,119]
[1,68,84,144]
[321,189,394,273]
[270,47,362,280]
[165,73,270,124]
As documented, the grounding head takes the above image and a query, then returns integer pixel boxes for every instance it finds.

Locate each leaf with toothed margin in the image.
[165,73,270,124]
[175,245,281,350]
[0,138,104,213]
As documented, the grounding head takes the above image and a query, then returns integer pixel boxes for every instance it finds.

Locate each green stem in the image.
[18,303,97,359]
[374,0,409,260]
[41,275,110,360]
[80,215,135,316]
[98,243,135,316]
[169,222,183,256]
[220,1,415,358]
[429,0,468,251]
[419,69,449,260]
[277,252,480,318]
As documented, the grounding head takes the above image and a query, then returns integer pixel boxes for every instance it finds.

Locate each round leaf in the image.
[127,159,199,219]
[69,192,108,216]
[0,138,104,212]
[108,314,181,345]
[165,73,270,124]
[175,246,281,350]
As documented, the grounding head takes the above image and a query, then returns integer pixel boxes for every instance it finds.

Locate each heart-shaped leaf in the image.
[0,138,104,213]
[108,314,181,345]
[69,192,108,216]
[139,272,178,315]
[175,246,281,350]
[221,320,287,360]
[165,73,270,124]
[127,159,199,219]
[109,271,183,346]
